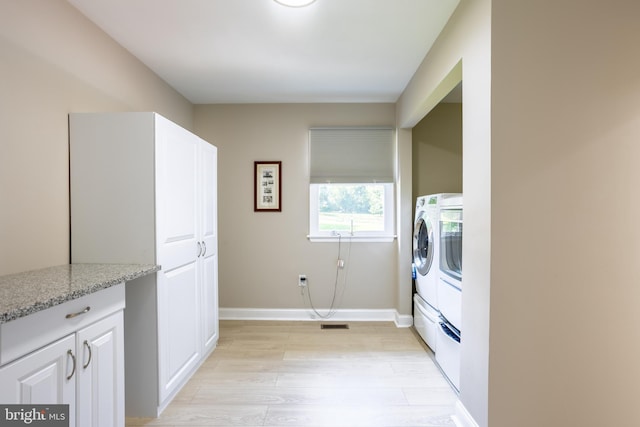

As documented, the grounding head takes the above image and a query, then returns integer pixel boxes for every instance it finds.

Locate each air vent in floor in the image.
[320,324,349,330]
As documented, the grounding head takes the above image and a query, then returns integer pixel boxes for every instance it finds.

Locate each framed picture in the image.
[254,161,282,212]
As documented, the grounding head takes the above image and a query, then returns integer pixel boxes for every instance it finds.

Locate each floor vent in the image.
[321,324,349,330]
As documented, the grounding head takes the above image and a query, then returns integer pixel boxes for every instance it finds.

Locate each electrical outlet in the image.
[298,274,307,287]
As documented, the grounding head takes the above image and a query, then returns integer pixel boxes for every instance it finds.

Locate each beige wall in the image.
[397,0,491,425]
[194,104,398,313]
[0,0,193,275]
[412,102,463,201]
[490,1,640,426]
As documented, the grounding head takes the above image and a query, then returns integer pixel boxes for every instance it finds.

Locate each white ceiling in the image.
[67,0,460,104]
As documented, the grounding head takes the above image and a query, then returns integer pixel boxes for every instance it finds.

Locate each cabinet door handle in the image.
[82,340,92,369]
[197,241,202,257]
[65,306,91,319]
[67,349,76,380]
[202,241,207,256]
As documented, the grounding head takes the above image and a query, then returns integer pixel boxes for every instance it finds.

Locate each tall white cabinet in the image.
[69,112,218,417]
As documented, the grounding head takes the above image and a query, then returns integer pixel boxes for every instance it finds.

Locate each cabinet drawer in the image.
[0,283,125,366]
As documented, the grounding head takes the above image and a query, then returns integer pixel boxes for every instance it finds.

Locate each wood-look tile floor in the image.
[126,320,457,427]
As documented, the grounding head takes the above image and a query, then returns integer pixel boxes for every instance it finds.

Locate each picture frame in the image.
[254,161,282,212]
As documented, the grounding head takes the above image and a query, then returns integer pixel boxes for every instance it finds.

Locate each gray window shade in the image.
[309,127,395,183]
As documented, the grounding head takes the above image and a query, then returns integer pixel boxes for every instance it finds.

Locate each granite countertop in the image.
[0,264,160,324]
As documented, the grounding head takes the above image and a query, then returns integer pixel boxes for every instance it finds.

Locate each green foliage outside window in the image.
[318,184,384,232]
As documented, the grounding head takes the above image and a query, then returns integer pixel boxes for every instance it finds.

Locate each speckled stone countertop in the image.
[0,264,160,324]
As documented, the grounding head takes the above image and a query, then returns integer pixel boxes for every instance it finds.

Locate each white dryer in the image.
[435,194,463,391]
[437,194,463,330]
[412,193,461,351]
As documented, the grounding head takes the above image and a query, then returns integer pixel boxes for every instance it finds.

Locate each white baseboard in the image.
[394,312,413,328]
[220,308,413,328]
[452,400,479,427]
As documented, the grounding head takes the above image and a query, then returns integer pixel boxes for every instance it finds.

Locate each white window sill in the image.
[307,235,396,243]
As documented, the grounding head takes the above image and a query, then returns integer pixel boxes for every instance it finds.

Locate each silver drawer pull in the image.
[67,349,76,380]
[82,340,92,369]
[65,306,91,319]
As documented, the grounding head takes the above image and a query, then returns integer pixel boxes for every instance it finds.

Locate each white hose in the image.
[303,233,352,319]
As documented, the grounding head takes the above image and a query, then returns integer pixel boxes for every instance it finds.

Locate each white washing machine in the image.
[412,193,461,351]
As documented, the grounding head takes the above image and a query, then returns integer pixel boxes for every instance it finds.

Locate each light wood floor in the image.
[126,320,457,427]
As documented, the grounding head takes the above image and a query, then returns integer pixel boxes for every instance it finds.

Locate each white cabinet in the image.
[0,284,125,427]
[199,142,219,354]
[69,112,218,417]
[76,312,124,427]
[0,335,76,421]
[154,116,202,402]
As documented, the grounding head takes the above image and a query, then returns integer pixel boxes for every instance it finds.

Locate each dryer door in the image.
[413,214,434,276]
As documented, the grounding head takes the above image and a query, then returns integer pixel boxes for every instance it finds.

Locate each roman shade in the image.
[309,127,395,184]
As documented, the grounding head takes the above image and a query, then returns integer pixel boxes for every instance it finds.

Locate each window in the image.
[308,127,395,242]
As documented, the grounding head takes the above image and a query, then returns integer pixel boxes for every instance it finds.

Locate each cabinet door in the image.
[201,253,219,352]
[0,334,76,425]
[155,115,201,403]
[155,113,199,271]
[157,264,200,403]
[199,141,218,352]
[199,141,217,261]
[76,311,124,427]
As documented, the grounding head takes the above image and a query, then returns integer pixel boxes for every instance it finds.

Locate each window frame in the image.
[308,182,395,243]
